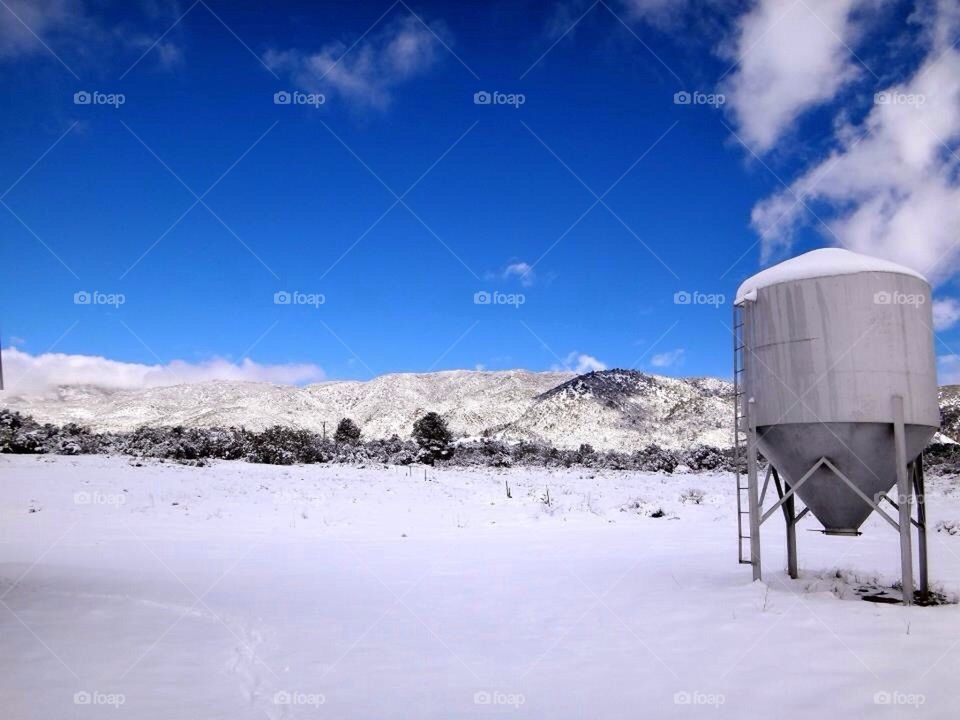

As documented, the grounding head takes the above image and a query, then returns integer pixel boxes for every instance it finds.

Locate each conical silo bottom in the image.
[757,423,936,534]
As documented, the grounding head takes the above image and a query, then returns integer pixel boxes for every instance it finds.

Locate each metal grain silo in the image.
[733,248,938,604]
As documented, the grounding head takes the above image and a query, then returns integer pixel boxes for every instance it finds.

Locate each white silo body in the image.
[735,249,939,535]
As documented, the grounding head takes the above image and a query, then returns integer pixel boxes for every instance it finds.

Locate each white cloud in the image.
[720,0,877,153]
[619,0,688,27]
[938,354,960,384]
[749,2,960,276]
[126,35,184,71]
[650,348,685,368]
[934,297,960,331]
[264,15,446,110]
[554,352,607,374]
[0,0,81,58]
[503,261,535,287]
[1,348,325,396]
[0,0,185,69]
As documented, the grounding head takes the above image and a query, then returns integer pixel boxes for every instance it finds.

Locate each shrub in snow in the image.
[936,520,960,536]
[201,428,250,461]
[922,443,960,476]
[683,446,725,471]
[620,497,651,514]
[680,488,705,505]
[57,423,103,454]
[246,426,320,465]
[451,439,513,468]
[632,445,679,473]
[572,444,595,467]
[0,410,50,453]
[57,438,82,455]
[597,451,632,471]
[510,441,550,465]
[334,418,362,445]
[361,435,417,465]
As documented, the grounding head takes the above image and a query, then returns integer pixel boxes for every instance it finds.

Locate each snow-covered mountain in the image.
[8,371,960,451]
[0,369,735,451]
[493,370,732,450]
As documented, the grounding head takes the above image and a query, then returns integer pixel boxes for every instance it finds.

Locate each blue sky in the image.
[2,0,960,389]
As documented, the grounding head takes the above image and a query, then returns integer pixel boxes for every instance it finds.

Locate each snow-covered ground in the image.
[1,455,959,719]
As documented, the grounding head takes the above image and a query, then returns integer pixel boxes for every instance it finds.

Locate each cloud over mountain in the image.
[3,347,324,395]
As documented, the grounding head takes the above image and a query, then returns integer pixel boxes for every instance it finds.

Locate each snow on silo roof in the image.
[735,248,928,304]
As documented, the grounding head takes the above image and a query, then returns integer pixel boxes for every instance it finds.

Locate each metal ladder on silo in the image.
[733,305,752,565]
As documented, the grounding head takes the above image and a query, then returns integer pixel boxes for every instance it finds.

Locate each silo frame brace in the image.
[744,396,930,605]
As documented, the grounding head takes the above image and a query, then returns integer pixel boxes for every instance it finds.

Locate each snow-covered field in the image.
[2,455,960,718]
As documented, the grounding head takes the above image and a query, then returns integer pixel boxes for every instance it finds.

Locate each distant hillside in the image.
[0,369,734,451]
[4,370,958,453]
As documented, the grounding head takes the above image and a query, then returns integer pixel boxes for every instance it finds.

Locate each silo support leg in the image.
[913,459,929,600]
[892,396,914,605]
[772,469,798,580]
[747,420,762,582]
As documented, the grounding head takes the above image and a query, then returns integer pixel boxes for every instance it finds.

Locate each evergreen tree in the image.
[412,412,452,463]
[334,418,362,445]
